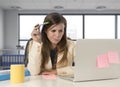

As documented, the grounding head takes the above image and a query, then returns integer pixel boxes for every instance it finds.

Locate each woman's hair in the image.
[40,12,68,72]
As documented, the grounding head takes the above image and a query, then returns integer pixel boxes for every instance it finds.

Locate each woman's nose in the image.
[55,32,61,37]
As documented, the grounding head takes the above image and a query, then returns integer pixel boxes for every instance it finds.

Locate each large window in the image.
[19,14,119,54]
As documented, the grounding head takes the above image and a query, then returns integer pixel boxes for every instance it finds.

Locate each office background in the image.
[1,0,120,54]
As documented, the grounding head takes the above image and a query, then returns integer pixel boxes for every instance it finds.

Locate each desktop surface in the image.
[0,75,120,87]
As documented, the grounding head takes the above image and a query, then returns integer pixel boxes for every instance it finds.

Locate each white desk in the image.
[0,76,120,87]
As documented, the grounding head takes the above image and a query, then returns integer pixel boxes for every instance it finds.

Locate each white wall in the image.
[4,10,18,54]
[0,8,4,50]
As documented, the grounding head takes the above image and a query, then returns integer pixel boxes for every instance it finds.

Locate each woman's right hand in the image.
[31,24,41,42]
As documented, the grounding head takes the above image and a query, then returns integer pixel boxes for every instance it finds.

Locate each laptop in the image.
[59,39,120,82]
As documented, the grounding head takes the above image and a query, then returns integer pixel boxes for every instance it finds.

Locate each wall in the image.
[0,8,4,50]
[4,10,18,54]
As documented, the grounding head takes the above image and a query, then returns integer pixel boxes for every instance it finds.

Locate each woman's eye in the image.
[51,30,56,32]
[59,30,63,32]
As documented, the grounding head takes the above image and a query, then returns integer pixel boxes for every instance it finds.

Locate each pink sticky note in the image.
[42,74,57,79]
[107,51,120,64]
[96,54,109,68]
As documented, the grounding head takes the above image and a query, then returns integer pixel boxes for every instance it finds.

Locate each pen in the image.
[34,22,49,33]
[35,22,49,28]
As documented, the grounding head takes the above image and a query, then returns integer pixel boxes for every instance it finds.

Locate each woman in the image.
[27,12,75,76]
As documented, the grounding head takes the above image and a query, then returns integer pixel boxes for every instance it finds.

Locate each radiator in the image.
[0,54,25,69]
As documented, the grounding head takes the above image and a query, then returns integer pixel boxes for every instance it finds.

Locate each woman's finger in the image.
[34,24,40,31]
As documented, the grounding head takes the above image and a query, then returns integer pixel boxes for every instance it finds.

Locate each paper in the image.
[107,51,120,64]
[42,74,57,79]
[96,54,109,68]
[96,51,120,68]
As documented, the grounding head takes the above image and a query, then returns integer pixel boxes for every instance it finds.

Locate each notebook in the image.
[60,39,120,82]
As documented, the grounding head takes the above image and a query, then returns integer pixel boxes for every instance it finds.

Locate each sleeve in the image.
[27,41,42,76]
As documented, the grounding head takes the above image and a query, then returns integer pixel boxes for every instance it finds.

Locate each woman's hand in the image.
[41,69,57,75]
[31,24,41,42]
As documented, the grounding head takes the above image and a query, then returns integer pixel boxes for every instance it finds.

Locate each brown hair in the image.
[40,12,68,72]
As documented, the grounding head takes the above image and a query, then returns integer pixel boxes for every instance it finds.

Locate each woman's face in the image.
[46,23,65,48]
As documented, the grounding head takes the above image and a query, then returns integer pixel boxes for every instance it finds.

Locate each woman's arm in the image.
[27,24,42,75]
[27,41,42,75]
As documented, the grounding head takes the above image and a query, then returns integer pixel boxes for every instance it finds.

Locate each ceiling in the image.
[0,0,120,11]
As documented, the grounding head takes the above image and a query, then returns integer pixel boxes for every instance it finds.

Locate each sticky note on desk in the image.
[107,51,120,64]
[42,74,57,79]
[96,54,109,68]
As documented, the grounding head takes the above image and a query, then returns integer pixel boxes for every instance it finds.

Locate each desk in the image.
[0,76,120,87]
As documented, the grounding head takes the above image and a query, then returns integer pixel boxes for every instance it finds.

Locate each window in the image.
[64,15,83,40]
[20,15,46,39]
[19,14,117,54]
[85,15,115,39]
[19,15,46,54]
